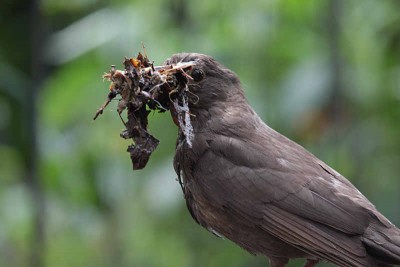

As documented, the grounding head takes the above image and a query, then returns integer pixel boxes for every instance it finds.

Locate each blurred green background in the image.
[1,0,400,266]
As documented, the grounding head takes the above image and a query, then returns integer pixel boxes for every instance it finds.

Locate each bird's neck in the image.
[191,97,263,137]
[170,91,263,144]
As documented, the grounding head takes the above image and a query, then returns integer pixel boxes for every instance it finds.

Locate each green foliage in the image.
[0,0,399,267]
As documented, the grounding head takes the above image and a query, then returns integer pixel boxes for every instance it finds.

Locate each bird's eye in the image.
[190,69,205,82]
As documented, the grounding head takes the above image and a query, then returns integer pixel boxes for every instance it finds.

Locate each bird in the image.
[164,53,400,267]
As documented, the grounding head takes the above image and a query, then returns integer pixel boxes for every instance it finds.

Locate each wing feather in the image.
[191,133,379,266]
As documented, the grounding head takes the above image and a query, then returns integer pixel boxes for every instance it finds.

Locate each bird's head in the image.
[163,53,258,137]
[164,53,245,111]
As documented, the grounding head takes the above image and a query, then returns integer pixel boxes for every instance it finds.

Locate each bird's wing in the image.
[193,132,378,267]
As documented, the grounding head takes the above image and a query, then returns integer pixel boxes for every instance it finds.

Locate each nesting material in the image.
[94,51,196,169]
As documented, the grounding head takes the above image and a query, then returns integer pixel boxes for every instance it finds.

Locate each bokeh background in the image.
[1,0,400,266]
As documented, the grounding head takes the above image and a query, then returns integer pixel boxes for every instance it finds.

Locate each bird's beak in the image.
[153,61,197,72]
[173,61,197,69]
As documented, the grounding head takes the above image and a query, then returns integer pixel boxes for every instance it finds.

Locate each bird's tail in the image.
[362,222,400,266]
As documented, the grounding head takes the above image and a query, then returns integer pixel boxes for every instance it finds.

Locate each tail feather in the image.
[362,224,400,265]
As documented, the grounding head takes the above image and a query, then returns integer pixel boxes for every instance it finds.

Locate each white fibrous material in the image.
[173,93,194,148]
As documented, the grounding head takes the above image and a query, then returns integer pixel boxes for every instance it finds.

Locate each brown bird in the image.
[165,53,400,267]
